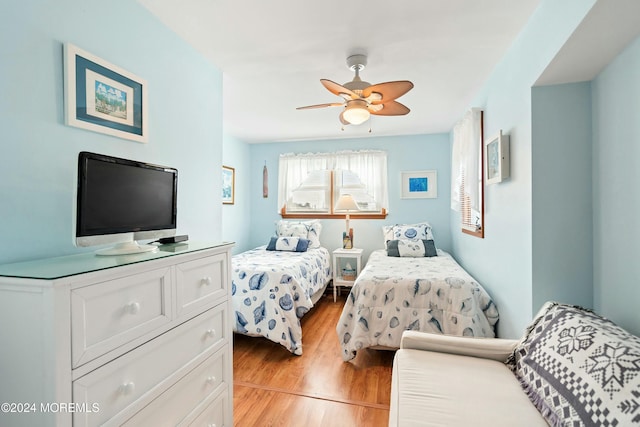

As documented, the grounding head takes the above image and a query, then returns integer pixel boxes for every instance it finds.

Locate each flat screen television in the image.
[75,151,178,256]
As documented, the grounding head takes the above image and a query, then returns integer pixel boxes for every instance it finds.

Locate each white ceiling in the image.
[536,0,640,86]
[138,1,640,143]
[139,0,545,143]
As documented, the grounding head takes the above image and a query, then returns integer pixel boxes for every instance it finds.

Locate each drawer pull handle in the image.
[205,329,216,338]
[206,376,217,384]
[126,302,141,314]
[201,276,213,286]
[118,382,135,395]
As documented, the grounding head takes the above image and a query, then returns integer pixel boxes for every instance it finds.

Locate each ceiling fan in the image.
[297,54,414,126]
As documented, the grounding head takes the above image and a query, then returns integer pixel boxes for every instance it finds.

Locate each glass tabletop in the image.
[0,242,232,280]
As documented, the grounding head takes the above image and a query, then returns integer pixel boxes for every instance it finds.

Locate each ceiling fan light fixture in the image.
[296,54,413,127]
[343,101,370,125]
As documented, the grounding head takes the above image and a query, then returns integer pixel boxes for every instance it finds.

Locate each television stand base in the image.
[95,241,158,256]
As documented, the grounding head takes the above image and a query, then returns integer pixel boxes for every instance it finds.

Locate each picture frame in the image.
[485,130,510,184]
[342,233,353,250]
[222,165,235,205]
[64,43,148,143]
[401,170,437,199]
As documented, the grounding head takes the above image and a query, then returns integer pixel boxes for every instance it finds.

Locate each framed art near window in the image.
[64,43,148,143]
[222,165,235,205]
[400,170,437,199]
[485,130,510,185]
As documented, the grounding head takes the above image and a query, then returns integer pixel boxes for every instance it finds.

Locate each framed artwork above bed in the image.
[400,170,437,199]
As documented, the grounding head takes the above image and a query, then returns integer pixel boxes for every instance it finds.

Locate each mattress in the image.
[336,249,499,361]
[232,245,332,355]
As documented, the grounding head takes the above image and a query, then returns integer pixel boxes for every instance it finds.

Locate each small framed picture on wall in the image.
[400,170,437,199]
[485,130,510,185]
[222,165,235,204]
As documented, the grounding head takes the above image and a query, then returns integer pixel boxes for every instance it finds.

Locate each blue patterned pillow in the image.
[386,239,437,257]
[382,222,435,247]
[266,236,309,252]
[510,302,640,426]
[276,220,322,248]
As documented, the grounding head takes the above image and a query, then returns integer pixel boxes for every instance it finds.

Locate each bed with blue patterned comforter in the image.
[336,249,499,361]
[232,246,332,355]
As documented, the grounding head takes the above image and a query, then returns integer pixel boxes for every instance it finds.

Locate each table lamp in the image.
[335,194,359,248]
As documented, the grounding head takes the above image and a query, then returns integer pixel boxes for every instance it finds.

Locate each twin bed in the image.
[232,220,499,359]
[231,221,332,355]
[336,248,499,360]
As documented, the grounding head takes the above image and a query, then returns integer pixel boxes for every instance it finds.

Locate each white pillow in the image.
[276,220,322,248]
[382,225,395,245]
[383,222,434,245]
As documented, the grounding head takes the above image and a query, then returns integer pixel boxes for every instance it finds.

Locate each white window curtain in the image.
[334,150,388,210]
[451,108,482,213]
[278,152,333,212]
[278,150,388,213]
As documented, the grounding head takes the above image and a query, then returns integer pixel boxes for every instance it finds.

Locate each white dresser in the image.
[0,242,234,427]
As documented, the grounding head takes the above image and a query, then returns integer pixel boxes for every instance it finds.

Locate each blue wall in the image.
[247,134,451,263]
[531,82,593,310]
[592,36,640,336]
[222,134,251,254]
[452,0,640,338]
[0,0,223,264]
[450,0,596,338]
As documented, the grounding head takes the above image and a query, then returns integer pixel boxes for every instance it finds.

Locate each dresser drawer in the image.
[186,392,230,427]
[73,304,228,426]
[176,253,227,317]
[71,267,172,367]
[120,347,229,427]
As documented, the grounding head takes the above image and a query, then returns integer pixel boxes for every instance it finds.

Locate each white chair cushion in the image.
[389,348,547,427]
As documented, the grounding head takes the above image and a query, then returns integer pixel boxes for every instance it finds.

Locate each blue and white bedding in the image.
[337,249,499,361]
[232,246,332,355]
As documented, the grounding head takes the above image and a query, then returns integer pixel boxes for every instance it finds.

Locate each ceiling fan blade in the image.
[339,111,350,125]
[369,100,410,116]
[296,103,343,110]
[363,81,414,104]
[321,79,359,99]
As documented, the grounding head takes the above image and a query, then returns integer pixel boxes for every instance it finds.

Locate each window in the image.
[451,108,484,237]
[278,150,388,218]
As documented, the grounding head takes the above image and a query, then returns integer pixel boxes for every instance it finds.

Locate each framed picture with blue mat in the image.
[64,43,148,143]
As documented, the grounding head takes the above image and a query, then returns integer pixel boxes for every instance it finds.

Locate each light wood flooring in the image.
[233,291,395,427]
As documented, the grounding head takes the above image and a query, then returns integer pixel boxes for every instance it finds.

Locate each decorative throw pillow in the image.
[276,220,322,248]
[386,239,437,257]
[382,222,435,247]
[509,302,640,426]
[266,236,309,252]
[505,301,557,369]
[392,222,434,241]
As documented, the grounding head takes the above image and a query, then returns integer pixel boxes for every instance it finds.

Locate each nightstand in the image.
[332,248,363,302]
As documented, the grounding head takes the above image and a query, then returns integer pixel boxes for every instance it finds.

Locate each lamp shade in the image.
[335,194,359,211]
